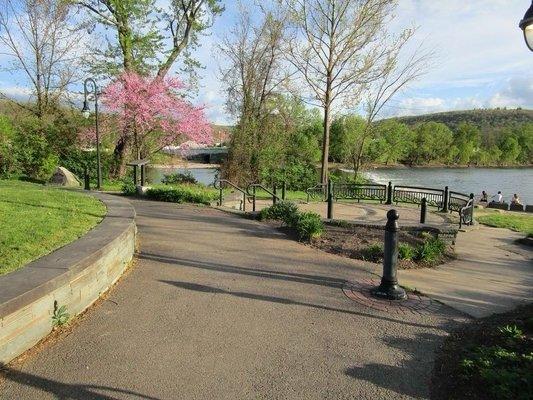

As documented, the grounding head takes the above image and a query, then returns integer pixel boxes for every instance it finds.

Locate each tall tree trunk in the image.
[320,80,332,185]
[111,135,130,178]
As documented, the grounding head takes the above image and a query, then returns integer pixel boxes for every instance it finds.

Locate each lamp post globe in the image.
[81,78,102,190]
[520,1,533,51]
[81,101,91,119]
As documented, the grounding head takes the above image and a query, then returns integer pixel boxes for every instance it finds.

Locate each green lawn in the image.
[0,180,107,275]
[475,209,533,235]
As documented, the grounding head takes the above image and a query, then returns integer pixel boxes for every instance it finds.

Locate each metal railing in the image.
[246,183,282,212]
[449,191,471,213]
[333,183,388,203]
[393,185,444,208]
[214,179,248,211]
[306,183,327,203]
[459,196,475,229]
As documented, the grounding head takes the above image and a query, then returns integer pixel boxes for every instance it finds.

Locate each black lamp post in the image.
[520,1,533,51]
[81,78,102,190]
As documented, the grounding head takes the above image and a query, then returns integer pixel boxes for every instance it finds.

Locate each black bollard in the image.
[273,183,277,205]
[327,179,333,219]
[84,166,90,191]
[218,184,223,207]
[420,197,427,224]
[442,186,450,213]
[469,193,475,225]
[252,186,256,212]
[371,210,407,300]
[386,181,393,205]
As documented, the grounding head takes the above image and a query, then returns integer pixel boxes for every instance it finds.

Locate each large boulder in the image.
[49,167,81,187]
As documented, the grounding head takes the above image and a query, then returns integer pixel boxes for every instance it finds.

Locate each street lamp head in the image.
[519,1,533,51]
[81,100,91,119]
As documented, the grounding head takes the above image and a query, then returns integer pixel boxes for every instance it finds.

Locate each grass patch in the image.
[476,209,533,235]
[432,304,533,400]
[0,180,106,275]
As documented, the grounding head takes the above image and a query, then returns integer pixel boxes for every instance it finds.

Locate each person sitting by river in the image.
[480,191,488,202]
[491,191,503,204]
[511,194,522,205]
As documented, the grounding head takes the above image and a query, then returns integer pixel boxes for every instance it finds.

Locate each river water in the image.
[146,167,218,186]
[364,167,533,205]
[147,165,533,205]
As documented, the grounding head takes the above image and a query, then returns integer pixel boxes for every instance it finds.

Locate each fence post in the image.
[386,181,393,205]
[273,183,277,205]
[371,210,407,300]
[327,179,333,219]
[140,165,145,186]
[218,184,223,207]
[282,181,286,201]
[133,165,138,187]
[243,192,246,212]
[469,193,475,225]
[442,186,449,213]
[252,186,256,212]
[84,166,90,191]
[420,197,427,224]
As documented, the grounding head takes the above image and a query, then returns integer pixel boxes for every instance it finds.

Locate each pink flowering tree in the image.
[88,72,212,171]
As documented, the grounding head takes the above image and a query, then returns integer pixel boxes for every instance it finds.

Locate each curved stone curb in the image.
[0,193,136,364]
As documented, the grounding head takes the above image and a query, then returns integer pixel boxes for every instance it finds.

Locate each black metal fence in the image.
[392,185,444,208]
[333,183,388,203]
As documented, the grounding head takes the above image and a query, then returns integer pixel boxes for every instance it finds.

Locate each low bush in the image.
[398,243,416,260]
[259,202,324,241]
[361,243,383,262]
[161,171,197,185]
[415,236,446,263]
[122,181,137,196]
[258,201,299,226]
[145,185,218,205]
[295,211,324,241]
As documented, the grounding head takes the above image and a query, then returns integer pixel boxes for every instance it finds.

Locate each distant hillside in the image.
[391,109,533,130]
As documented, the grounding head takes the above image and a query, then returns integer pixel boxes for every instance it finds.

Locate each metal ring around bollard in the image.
[371,209,407,300]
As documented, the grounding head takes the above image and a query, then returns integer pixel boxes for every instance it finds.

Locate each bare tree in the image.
[75,0,223,79]
[351,31,434,177]
[219,3,288,183]
[0,0,84,119]
[283,0,402,185]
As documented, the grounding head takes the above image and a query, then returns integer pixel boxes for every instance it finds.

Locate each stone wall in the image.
[0,193,136,364]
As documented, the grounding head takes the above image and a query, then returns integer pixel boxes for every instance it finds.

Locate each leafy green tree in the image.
[499,135,521,164]
[330,115,366,164]
[0,115,16,177]
[408,122,453,164]
[375,120,414,165]
[453,122,481,165]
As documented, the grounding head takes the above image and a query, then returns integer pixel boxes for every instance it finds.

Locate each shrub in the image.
[258,201,299,226]
[145,185,218,205]
[414,236,446,263]
[162,171,197,185]
[122,181,137,196]
[13,122,58,181]
[398,243,416,260]
[361,244,383,262]
[294,211,324,241]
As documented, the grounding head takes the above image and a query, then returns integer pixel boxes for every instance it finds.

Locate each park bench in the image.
[487,202,509,211]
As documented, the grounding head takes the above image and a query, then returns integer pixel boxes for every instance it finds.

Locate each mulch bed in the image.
[311,224,452,269]
[431,304,533,400]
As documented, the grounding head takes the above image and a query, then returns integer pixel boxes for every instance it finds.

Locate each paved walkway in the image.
[401,226,533,318]
[0,200,464,400]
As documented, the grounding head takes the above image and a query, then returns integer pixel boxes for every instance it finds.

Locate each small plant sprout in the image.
[51,300,70,328]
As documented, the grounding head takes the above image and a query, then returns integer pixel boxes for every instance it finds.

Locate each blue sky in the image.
[0,0,532,124]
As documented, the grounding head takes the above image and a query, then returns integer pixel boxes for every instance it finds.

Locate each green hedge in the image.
[144,185,218,205]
